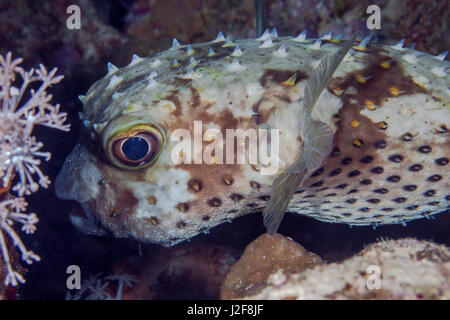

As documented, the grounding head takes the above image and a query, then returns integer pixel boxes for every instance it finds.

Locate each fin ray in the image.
[304,40,354,116]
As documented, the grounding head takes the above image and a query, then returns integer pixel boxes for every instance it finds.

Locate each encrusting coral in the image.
[0,52,69,287]
[228,235,450,300]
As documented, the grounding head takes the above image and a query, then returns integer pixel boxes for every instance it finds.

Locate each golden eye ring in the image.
[106,124,164,170]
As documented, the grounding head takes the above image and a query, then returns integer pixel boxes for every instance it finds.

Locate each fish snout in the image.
[56,144,115,235]
[55,144,104,203]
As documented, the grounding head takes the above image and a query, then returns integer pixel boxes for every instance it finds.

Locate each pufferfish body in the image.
[55,31,449,246]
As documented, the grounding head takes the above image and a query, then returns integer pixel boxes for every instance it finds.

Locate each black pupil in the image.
[122,137,149,161]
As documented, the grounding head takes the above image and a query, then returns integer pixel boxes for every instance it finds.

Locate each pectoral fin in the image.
[303,40,354,116]
[262,39,353,234]
[263,162,307,234]
[302,119,334,171]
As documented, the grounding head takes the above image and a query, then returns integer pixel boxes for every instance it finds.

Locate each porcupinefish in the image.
[55,30,449,246]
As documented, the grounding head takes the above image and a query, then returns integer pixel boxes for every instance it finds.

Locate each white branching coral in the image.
[66,272,138,300]
[0,52,70,286]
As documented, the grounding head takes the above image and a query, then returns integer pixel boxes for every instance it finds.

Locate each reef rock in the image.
[109,242,239,299]
[241,238,450,300]
[220,233,323,299]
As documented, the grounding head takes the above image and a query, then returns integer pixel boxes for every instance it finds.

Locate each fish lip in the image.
[68,200,109,236]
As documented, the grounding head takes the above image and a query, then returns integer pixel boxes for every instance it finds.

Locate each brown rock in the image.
[220,233,323,299]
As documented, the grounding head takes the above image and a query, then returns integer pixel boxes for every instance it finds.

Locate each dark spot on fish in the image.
[360,155,374,163]
[347,189,358,194]
[250,181,261,191]
[148,217,160,226]
[295,189,305,194]
[386,175,401,183]
[435,157,448,166]
[317,187,329,192]
[401,132,413,141]
[188,179,203,192]
[223,175,234,185]
[403,185,417,192]
[325,193,337,197]
[445,195,450,201]
[208,197,222,207]
[374,140,387,149]
[367,199,380,204]
[346,199,357,204]
[259,69,308,87]
[110,187,139,217]
[360,179,372,185]
[259,195,270,201]
[309,181,324,188]
[230,193,244,202]
[406,205,419,211]
[247,203,258,208]
[427,201,440,206]
[418,146,432,154]
[335,183,348,189]
[388,154,403,163]
[370,167,384,174]
[409,164,423,172]
[348,170,361,177]
[424,190,436,197]
[330,148,340,157]
[353,139,364,148]
[359,207,370,212]
[435,124,448,133]
[374,188,388,194]
[176,202,190,212]
[311,167,324,177]
[303,194,315,198]
[427,175,442,182]
[393,197,407,203]
[371,214,383,218]
[342,213,352,217]
[377,121,388,130]
[329,168,342,176]
[332,114,341,123]
[176,221,187,228]
[202,216,210,221]
[382,208,394,212]
[341,157,352,165]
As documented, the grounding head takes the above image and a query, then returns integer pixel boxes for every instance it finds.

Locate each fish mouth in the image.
[55,143,115,236]
[68,201,109,236]
[55,143,182,246]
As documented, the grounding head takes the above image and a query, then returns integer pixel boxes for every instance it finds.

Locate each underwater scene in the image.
[0,0,449,302]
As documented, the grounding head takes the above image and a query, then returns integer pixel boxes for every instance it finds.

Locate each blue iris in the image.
[122,137,149,161]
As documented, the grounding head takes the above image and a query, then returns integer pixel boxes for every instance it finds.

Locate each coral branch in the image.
[0,52,69,286]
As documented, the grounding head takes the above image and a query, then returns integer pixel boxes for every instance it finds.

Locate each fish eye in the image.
[107,125,163,169]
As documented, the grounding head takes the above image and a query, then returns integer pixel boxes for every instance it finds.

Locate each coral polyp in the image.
[0,52,69,286]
